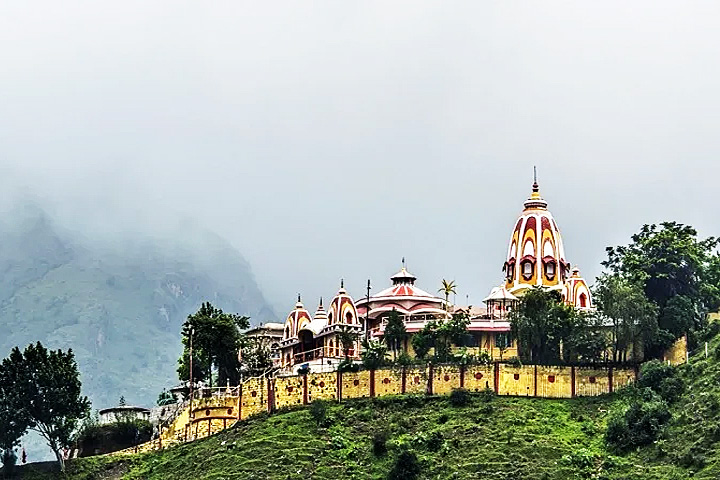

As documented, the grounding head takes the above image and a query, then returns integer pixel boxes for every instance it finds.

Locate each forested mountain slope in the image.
[0,202,276,409]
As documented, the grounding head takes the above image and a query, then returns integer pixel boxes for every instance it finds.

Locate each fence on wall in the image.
[112,362,638,456]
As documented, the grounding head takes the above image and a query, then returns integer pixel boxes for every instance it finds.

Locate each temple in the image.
[279,175,593,371]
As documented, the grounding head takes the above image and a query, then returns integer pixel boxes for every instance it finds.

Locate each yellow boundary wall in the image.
[112,362,639,457]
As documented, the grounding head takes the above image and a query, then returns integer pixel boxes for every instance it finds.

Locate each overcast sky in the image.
[1,1,719,316]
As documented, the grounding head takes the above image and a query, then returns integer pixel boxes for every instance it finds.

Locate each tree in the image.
[603,222,719,354]
[177,302,251,388]
[411,328,433,361]
[240,338,274,377]
[435,311,470,362]
[0,342,90,472]
[361,340,388,370]
[0,379,28,473]
[383,309,407,361]
[438,279,457,311]
[510,287,581,364]
[594,274,659,363]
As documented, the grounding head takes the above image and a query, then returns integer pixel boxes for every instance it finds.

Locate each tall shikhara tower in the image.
[502,174,592,309]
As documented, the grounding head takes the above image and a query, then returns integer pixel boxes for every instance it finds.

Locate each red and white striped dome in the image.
[562,267,593,310]
[328,281,359,326]
[503,179,571,294]
[283,296,312,340]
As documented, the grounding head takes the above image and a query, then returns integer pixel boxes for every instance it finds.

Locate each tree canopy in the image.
[383,309,407,360]
[0,342,90,472]
[602,222,720,355]
[511,287,605,364]
[177,302,251,388]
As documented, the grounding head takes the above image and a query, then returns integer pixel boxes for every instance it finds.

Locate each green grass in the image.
[1,393,676,479]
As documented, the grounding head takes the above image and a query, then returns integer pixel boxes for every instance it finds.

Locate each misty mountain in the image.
[0,202,277,409]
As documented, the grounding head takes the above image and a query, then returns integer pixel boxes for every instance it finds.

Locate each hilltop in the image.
[9,329,720,479]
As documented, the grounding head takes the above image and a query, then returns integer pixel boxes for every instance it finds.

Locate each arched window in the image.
[579,293,587,308]
[521,261,533,280]
[544,261,556,280]
[328,312,333,324]
[346,311,353,324]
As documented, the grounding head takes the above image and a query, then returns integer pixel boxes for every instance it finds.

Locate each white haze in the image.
[1,1,719,316]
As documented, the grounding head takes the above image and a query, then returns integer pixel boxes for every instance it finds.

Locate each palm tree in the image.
[438,279,457,312]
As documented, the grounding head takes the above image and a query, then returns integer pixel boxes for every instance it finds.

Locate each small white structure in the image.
[98,406,151,425]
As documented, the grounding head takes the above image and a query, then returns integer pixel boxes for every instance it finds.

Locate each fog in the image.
[2,1,720,316]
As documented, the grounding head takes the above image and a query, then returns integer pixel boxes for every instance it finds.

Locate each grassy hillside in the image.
[16,328,720,480]
[2,380,698,479]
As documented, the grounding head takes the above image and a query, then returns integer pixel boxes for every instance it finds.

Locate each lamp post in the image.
[365,279,371,343]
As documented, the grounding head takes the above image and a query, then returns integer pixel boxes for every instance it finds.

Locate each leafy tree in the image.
[594,275,659,363]
[434,311,470,362]
[603,222,720,354]
[510,288,580,363]
[0,342,90,472]
[361,340,388,370]
[438,279,457,311]
[411,328,433,361]
[240,338,273,377]
[336,325,359,360]
[383,309,407,361]
[177,302,251,388]
[0,382,27,473]
[156,389,176,407]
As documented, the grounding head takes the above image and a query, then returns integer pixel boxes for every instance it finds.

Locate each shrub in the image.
[659,376,685,402]
[437,413,449,424]
[338,358,360,373]
[388,448,421,480]
[476,351,493,365]
[605,393,671,451]
[372,430,388,456]
[506,357,522,368]
[479,387,495,402]
[397,351,414,366]
[638,360,674,391]
[310,400,331,427]
[449,388,470,407]
[1,449,17,477]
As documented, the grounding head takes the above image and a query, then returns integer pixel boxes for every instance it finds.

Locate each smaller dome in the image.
[390,267,417,285]
[562,267,593,310]
[329,280,359,326]
[283,295,312,340]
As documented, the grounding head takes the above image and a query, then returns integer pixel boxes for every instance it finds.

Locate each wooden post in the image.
[267,379,275,413]
[237,384,242,421]
[337,369,343,402]
[459,365,465,389]
[571,366,576,398]
[493,362,500,394]
[428,364,434,395]
[401,366,407,394]
[608,366,613,394]
[369,369,376,398]
[303,374,309,405]
[534,365,538,397]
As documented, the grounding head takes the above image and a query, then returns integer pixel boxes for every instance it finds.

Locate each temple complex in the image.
[279,176,593,371]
